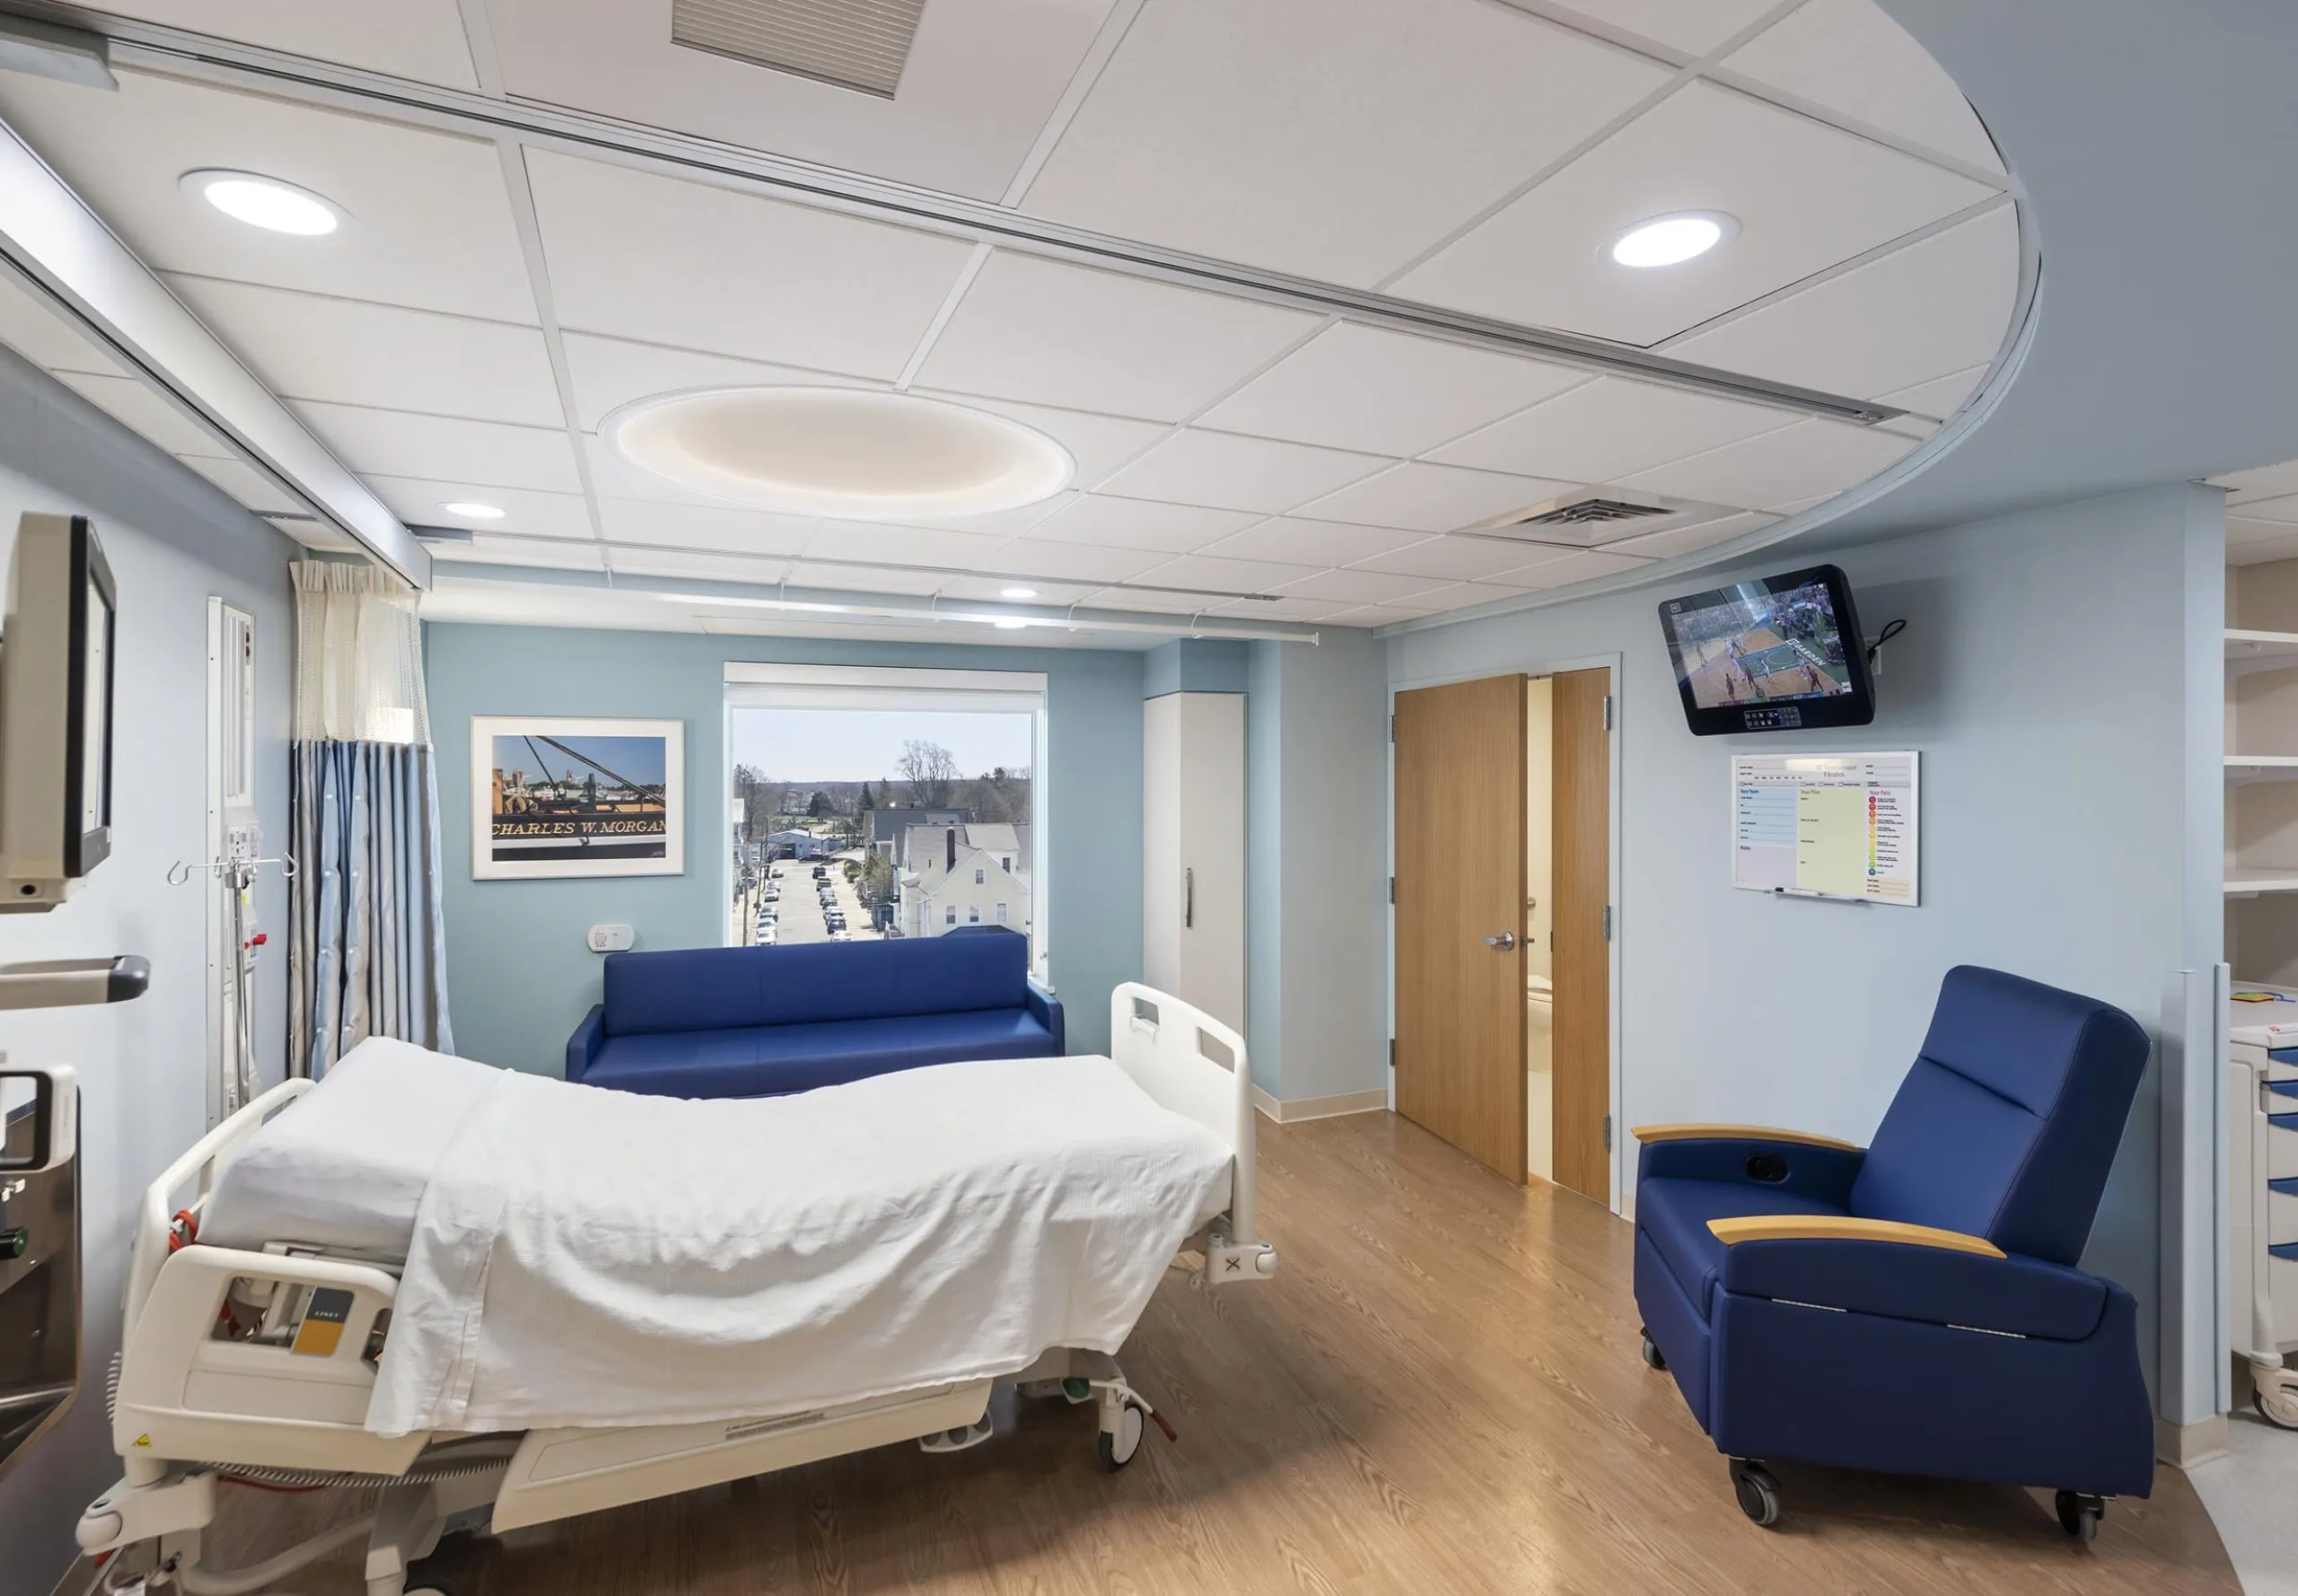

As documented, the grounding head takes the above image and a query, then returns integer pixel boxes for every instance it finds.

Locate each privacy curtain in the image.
[288,561,453,1074]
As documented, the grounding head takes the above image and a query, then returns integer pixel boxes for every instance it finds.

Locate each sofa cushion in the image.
[1637,1177,1842,1317]
[601,932,1031,1037]
[581,1006,1056,1099]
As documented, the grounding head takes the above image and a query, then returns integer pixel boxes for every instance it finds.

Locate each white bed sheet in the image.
[199,1038,501,1257]
[368,1051,1233,1435]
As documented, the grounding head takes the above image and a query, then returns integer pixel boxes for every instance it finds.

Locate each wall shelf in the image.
[2227,755,2298,782]
[2227,868,2298,896]
[2229,629,2298,676]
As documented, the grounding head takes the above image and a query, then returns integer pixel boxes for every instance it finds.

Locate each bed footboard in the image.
[1109,983,1276,1283]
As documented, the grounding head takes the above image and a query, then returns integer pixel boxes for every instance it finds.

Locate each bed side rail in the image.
[125,1077,313,1337]
[1109,983,1274,1282]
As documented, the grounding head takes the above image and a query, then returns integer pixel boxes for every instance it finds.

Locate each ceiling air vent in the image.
[1461,495,1675,544]
[671,0,925,99]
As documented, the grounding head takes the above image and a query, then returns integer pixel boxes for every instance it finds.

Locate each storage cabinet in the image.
[1144,692,1244,1034]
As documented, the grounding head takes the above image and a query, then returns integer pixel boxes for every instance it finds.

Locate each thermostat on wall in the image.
[586,924,635,953]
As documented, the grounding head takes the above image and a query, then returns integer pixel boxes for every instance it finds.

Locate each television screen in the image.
[1658,563,1875,735]
[62,517,112,875]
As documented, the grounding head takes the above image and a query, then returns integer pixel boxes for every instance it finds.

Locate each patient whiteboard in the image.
[1732,752,1918,906]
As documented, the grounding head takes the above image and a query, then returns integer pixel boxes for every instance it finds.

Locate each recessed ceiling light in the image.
[440,501,505,521]
[999,586,1039,600]
[606,388,1074,520]
[991,618,1031,630]
[181,169,343,236]
[1609,211,1735,269]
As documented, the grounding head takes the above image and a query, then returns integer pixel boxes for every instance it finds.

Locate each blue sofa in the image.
[566,928,1064,1099]
[1632,965,2153,1538]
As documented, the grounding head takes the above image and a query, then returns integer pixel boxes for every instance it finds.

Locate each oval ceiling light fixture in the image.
[1609,211,1736,269]
[181,170,344,236]
[999,586,1039,600]
[607,387,1074,520]
[991,618,1031,630]
[440,501,506,521]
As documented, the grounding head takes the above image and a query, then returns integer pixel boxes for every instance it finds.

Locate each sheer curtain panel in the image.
[288,561,452,1074]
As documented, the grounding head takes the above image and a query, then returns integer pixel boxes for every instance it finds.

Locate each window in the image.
[968,906,981,924]
[724,664,1048,975]
[996,902,1008,924]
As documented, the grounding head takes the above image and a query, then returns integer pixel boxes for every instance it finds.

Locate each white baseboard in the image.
[1251,1085,1389,1123]
[2154,1412,2229,1469]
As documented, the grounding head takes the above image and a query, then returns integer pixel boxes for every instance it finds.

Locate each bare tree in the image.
[898,740,960,807]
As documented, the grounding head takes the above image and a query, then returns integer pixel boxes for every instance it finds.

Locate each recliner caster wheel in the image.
[1099,1401,1145,1469]
[2056,1490,2104,1543]
[2257,1388,2298,1431]
[1730,1460,1780,1528]
[1639,1328,1666,1372]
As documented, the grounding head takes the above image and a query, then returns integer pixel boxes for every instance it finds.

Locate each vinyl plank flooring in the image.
[203,1111,2239,1596]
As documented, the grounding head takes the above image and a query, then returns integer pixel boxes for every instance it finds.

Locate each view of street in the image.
[731,852,882,948]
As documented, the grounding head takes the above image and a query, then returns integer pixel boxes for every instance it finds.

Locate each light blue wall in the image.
[1388,483,2223,1394]
[0,353,297,1596]
[1144,637,1250,697]
[424,627,1148,1071]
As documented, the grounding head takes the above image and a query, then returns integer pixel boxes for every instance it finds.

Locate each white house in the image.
[898,823,1031,940]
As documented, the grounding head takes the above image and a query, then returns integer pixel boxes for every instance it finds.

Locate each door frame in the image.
[1385,651,1625,1212]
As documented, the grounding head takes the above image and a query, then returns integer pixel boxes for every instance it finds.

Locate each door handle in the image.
[1185,867,1194,930]
[1483,931,1517,951]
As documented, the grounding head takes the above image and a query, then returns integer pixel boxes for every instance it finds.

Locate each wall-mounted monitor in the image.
[1658,563,1874,736]
[1,513,116,909]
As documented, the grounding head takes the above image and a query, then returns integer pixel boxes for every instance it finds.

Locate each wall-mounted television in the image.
[0,513,115,908]
[1658,563,1874,736]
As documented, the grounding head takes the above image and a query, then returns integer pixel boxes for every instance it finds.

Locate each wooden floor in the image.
[217,1111,2239,1595]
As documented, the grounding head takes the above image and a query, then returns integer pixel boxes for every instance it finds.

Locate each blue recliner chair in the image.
[1631,965,2153,1539]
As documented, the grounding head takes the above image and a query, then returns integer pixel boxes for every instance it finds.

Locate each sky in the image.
[728,708,1032,783]
[490,732,667,787]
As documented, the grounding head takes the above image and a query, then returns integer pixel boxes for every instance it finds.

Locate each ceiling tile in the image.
[1296,460,1579,533]
[1083,584,1235,615]
[1206,596,1349,622]
[434,533,607,571]
[611,546,791,583]
[1196,516,1428,566]
[1619,418,1916,510]
[1720,0,2004,172]
[1132,553,1323,597]
[1431,375,1797,482]
[361,477,596,541]
[1601,510,1775,561]
[526,150,975,379]
[562,331,874,431]
[0,72,534,321]
[92,0,482,86]
[906,394,1170,487]
[1197,323,1586,456]
[295,401,582,492]
[170,278,563,425]
[1879,364,1989,420]
[593,497,818,555]
[1352,534,1566,583]
[0,277,120,375]
[1409,581,1539,611]
[1554,0,1784,54]
[785,562,951,597]
[1021,0,1666,285]
[889,491,1080,538]
[1495,548,1656,588]
[1272,567,1448,606]
[57,371,227,457]
[2209,460,2298,505]
[2229,528,2298,566]
[914,251,1321,422]
[936,574,1101,606]
[1665,205,2018,401]
[1029,495,1261,554]
[177,453,303,516]
[484,0,1110,200]
[803,522,1011,569]
[1095,428,1389,513]
[2238,495,2298,528]
[986,539,1171,583]
[1320,601,1437,627]
[1391,81,1995,346]
[583,434,729,507]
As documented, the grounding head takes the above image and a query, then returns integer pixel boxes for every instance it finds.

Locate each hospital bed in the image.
[75,983,1275,1596]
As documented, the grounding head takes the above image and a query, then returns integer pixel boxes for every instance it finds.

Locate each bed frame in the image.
[74,984,1272,1596]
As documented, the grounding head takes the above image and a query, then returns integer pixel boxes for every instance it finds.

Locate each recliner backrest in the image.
[601,929,1030,1036]
[1847,965,2148,1265]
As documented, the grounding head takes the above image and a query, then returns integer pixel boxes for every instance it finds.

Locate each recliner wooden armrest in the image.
[1705,1215,2006,1258]
[1631,1123,1862,1153]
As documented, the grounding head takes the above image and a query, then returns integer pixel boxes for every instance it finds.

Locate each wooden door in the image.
[1394,674,1527,1182]
[1550,669,1611,1203]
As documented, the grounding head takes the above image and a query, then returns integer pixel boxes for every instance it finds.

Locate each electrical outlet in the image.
[586,924,635,953]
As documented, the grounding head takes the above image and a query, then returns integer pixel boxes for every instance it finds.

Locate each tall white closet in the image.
[1144,692,1245,1033]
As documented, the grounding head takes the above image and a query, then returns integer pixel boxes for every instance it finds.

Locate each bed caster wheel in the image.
[1730,1460,1780,1529]
[1099,1402,1145,1469]
[2056,1490,2105,1543]
[1639,1328,1666,1372]
[2256,1387,2298,1431]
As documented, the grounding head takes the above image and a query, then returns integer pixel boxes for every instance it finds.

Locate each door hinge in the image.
[1601,693,1614,732]
[1601,905,1613,942]
[1387,874,1396,905]
[1388,1038,1396,1071]
[1388,713,1396,743]
[1603,1114,1613,1153]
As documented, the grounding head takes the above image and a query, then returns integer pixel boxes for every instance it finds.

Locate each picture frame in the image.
[470,716,685,881]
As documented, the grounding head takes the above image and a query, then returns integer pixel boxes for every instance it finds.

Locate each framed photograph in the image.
[470,716,684,881]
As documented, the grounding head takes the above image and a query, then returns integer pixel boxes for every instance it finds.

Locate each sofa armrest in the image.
[566,1004,607,1083]
[1633,1127,1866,1206]
[1713,1228,2111,1341]
[1025,979,1065,1053]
